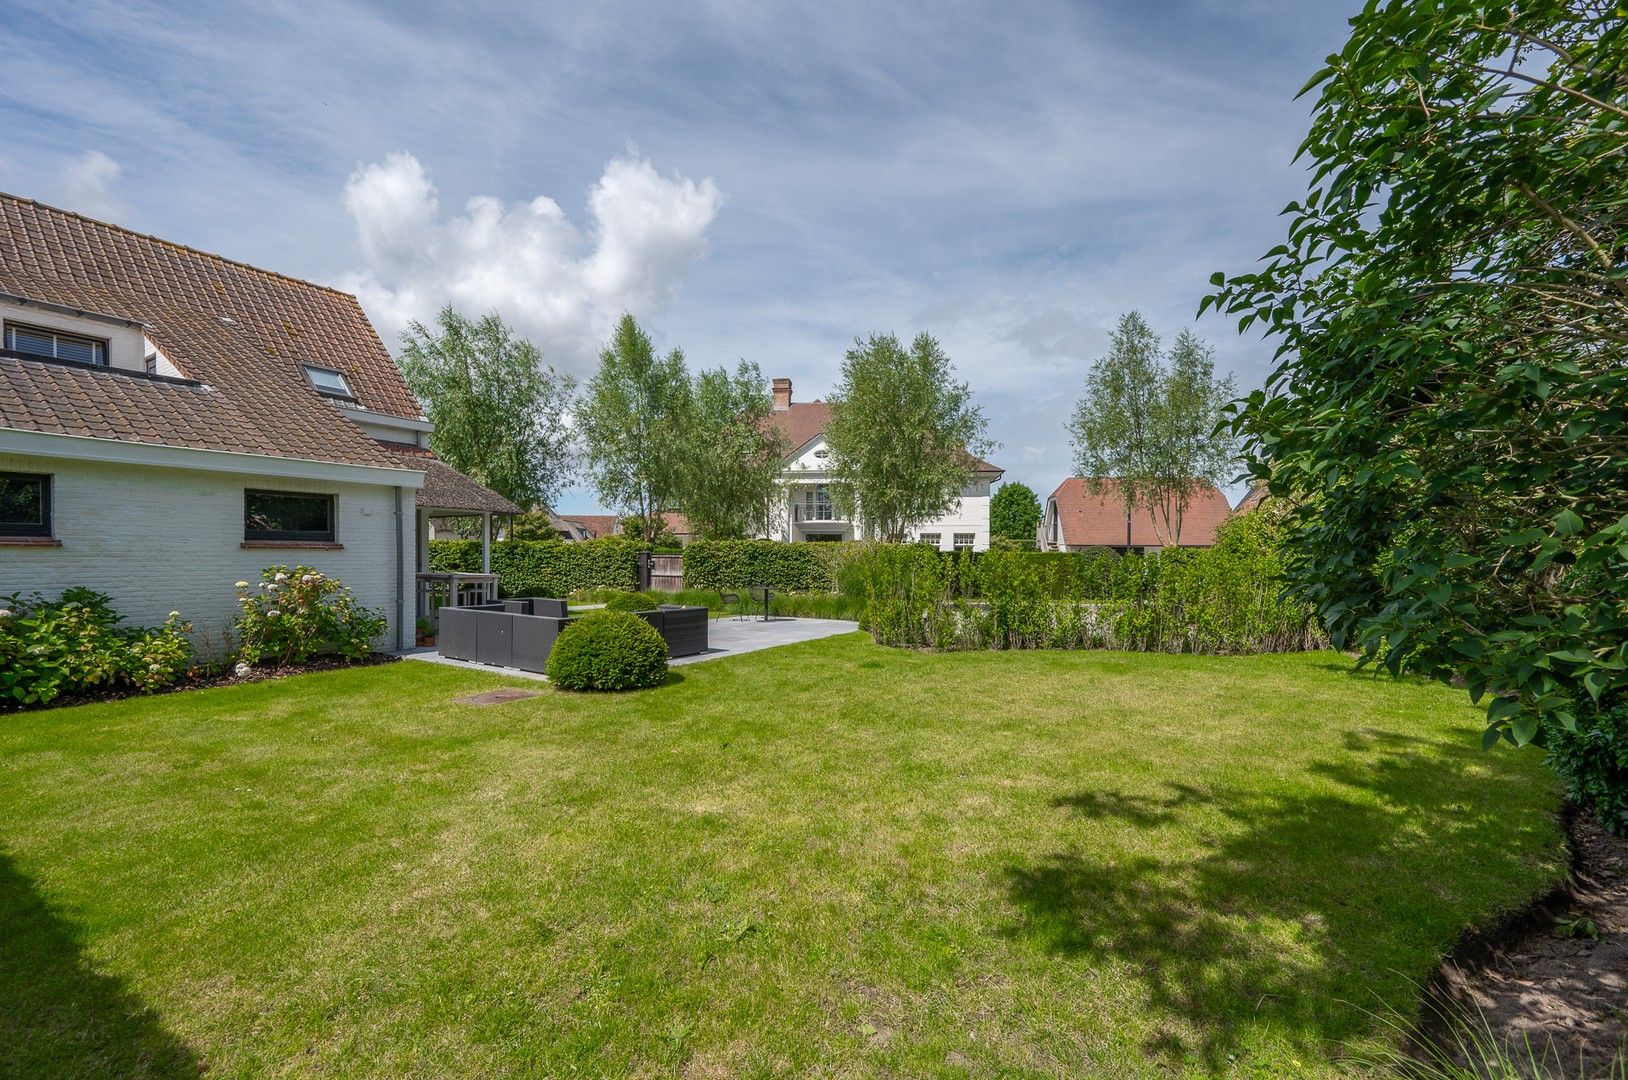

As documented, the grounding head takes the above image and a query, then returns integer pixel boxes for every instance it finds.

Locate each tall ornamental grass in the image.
[856,510,1323,654]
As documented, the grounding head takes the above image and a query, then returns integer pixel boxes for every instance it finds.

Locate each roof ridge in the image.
[0,190,358,300]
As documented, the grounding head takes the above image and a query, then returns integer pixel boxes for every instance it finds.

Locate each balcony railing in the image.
[416,572,499,626]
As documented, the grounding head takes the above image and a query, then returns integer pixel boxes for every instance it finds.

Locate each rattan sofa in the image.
[437,600,708,672]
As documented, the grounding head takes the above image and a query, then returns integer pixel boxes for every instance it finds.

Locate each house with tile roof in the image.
[1038,477,1233,552]
[761,378,1004,550]
[0,193,517,650]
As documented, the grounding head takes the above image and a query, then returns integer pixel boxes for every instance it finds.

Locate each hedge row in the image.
[855,512,1324,654]
[681,539,872,593]
[428,538,643,597]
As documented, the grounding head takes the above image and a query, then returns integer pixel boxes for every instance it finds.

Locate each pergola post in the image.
[481,511,492,574]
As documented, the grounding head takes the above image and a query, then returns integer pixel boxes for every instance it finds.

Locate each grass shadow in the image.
[1003,732,1552,1071]
[0,851,200,1078]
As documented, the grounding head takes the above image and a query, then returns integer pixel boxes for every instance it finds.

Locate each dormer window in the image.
[4,323,107,365]
[302,365,355,400]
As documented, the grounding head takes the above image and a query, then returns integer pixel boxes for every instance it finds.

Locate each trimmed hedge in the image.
[571,587,866,622]
[682,539,870,593]
[429,538,643,598]
[855,511,1325,654]
[546,612,668,691]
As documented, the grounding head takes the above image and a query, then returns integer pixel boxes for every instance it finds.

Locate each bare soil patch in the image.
[1426,807,1628,1075]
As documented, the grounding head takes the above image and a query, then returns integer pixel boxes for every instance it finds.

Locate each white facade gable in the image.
[762,413,1001,550]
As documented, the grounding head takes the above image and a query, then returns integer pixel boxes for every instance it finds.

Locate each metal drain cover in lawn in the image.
[455,689,541,705]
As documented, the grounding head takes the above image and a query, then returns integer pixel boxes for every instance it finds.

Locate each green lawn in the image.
[0,635,1564,1078]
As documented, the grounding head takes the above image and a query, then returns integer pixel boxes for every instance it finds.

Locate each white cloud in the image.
[59,150,126,219]
[339,152,722,371]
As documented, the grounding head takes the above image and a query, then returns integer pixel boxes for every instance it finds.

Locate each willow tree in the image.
[576,315,690,542]
[825,332,991,542]
[1068,314,1237,545]
[675,361,788,539]
[398,307,576,510]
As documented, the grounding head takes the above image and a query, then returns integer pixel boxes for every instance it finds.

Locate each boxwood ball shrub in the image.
[546,612,668,691]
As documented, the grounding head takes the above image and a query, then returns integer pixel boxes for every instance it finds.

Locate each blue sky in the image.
[0,0,1354,514]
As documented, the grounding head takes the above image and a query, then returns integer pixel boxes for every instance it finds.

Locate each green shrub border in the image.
[429,538,643,598]
[853,512,1325,654]
[682,539,872,593]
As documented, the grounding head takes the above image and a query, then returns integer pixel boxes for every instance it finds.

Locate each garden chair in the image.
[747,585,772,621]
[718,592,748,621]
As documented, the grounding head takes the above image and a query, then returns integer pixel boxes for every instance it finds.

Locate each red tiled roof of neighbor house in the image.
[1047,478,1233,548]
[0,192,423,470]
[768,398,835,454]
[766,378,1001,473]
[1235,483,1269,513]
[660,511,693,536]
[373,442,520,514]
[562,514,620,538]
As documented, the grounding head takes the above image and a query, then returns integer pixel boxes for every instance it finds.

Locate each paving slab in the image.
[669,616,860,666]
[396,616,859,680]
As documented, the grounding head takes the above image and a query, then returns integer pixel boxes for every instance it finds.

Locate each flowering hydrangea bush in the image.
[0,588,194,707]
[234,566,386,666]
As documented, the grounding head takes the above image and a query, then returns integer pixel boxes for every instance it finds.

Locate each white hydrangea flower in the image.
[267,609,281,618]
[235,581,250,590]
[168,611,180,619]
[0,608,11,619]
[274,572,289,583]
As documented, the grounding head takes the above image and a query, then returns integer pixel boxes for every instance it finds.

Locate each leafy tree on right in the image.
[1205,3,1627,826]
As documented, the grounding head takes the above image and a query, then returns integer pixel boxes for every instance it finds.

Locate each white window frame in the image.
[802,484,835,521]
[918,533,942,548]
[953,533,975,551]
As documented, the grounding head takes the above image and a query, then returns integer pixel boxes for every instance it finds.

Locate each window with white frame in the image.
[953,533,975,551]
[802,484,835,521]
[918,533,941,548]
[4,323,106,365]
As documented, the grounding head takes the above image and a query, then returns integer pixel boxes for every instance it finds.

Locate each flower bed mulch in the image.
[1420,804,1628,1074]
[1,652,402,714]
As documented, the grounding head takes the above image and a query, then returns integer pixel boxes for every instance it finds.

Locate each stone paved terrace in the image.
[397,615,861,681]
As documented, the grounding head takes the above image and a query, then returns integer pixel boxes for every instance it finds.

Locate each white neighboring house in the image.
[759,378,1003,550]
[0,193,518,650]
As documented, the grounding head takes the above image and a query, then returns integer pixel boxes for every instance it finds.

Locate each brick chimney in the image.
[772,377,792,411]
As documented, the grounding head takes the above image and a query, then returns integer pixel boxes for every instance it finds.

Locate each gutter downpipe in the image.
[395,486,407,651]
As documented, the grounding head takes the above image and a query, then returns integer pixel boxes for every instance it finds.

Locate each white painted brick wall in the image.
[910,478,994,550]
[0,453,413,655]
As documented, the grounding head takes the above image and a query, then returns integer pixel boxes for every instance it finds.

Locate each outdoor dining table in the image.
[747,584,773,621]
